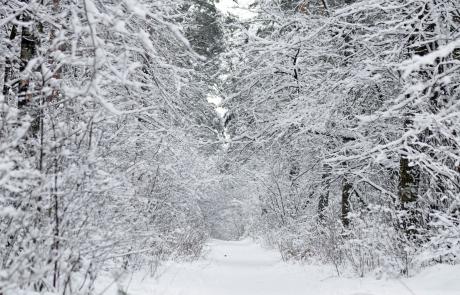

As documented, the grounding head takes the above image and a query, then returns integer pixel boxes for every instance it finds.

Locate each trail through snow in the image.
[98,239,460,295]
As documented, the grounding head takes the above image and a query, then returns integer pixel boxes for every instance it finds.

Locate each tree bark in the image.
[397,1,438,236]
[318,163,331,221]
[341,177,352,227]
[18,7,39,135]
[18,14,36,108]
[2,25,17,98]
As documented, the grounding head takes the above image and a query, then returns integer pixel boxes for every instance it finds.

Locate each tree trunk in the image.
[51,0,61,288]
[18,8,38,134]
[18,16,36,108]
[318,163,331,221]
[398,146,420,204]
[397,1,437,235]
[341,177,352,227]
[3,25,18,98]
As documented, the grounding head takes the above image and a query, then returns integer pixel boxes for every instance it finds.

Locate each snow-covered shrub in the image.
[223,0,460,279]
[0,0,220,292]
[421,210,460,265]
[341,209,420,277]
[0,97,43,292]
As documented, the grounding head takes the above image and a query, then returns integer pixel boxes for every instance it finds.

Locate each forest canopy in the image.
[0,0,459,293]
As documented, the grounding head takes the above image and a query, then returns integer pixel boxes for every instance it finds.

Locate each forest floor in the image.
[97,239,460,295]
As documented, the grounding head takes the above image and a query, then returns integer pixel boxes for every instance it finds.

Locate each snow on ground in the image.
[97,239,460,295]
[215,0,256,20]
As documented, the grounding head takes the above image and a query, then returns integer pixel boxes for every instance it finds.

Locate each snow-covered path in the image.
[100,239,460,295]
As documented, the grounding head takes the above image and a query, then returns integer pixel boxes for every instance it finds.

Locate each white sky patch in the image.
[215,106,228,118]
[124,0,146,18]
[215,0,256,20]
[207,94,223,107]
[206,94,227,118]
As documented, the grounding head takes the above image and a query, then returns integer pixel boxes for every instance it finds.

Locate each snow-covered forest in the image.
[0,0,459,294]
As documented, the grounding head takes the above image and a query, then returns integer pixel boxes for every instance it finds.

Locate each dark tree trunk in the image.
[341,177,352,227]
[398,148,420,204]
[318,163,331,220]
[18,8,39,135]
[397,1,439,236]
[3,25,17,97]
[18,16,36,108]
